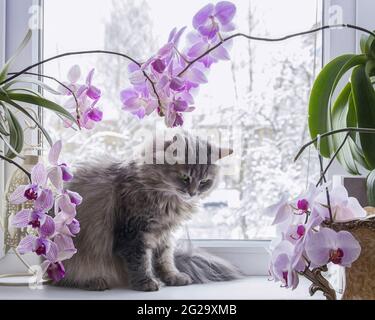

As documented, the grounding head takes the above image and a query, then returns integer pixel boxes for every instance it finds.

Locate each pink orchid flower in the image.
[17,235,55,257]
[314,185,367,222]
[264,193,293,225]
[9,163,48,203]
[66,189,82,206]
[120,3,237,127]
[143,26,187,76]
[12,209,55,236]
[58,64,81,95]
[292,183,322,214]
[305,228,361,267]
[41,234,77,282]
[55,193,78,219]
[61,66,101,101]
[269,240,305,289]
[185,30,233,68]
[54,213,80,237]
[61,65,103,130]
[83,69,101,101]
[120,88,158,119]
[12,188,55,234]
[48,140,73,190]
[165,98,195,127]
[193,2,236,39]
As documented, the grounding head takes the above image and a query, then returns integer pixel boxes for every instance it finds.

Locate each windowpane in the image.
[43,0,321,240]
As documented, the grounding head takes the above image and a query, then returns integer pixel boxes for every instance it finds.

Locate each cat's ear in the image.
[218,147,233,159]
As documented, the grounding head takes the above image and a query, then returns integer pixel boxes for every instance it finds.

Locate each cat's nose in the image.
[188,191,197,197]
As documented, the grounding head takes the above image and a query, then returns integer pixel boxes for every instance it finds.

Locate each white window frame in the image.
[1,0,374,276]
[0,0,6,260]
[325,0,375,178]
[0,0,42,272]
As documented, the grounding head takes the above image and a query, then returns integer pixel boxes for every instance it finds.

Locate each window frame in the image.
[0,0,5,260]
[0,0,42,271]
[2,0,374,276]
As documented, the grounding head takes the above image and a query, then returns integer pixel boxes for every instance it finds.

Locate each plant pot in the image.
[329,208,375,300]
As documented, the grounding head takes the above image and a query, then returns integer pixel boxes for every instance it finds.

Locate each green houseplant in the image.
[308,30,375,205]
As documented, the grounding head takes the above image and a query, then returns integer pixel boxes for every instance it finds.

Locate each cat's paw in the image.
[162,272,193,286]
[83,277,110,291]
[132,277,160,291]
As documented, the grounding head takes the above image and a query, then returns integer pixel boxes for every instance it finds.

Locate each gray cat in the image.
[57,132,242,291]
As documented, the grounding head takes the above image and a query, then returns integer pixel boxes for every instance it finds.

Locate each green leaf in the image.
[6,92,77,124]
[308,54,364,157]
[6,88,43,97]
[0,103,10,136]
[0,30,32,83]
[351,65,375,168]
[0,92,52,146]
[346,91,357,139]
[366,169,375,206]
[348,137,371,170]
[0,133,24,158]
[367,33,375,60]
[0,120,9,136]
[360,34,368,54]
[3,108,24,158]
[346,93,371,170]
[3,77,62,95]
[331,83,360,174]
[366,59,375,77]
[330,55,367,104]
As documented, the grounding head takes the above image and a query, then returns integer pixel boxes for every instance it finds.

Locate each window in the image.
[0,0,42,267]
[42,0,322,242]
[3,0,374,275]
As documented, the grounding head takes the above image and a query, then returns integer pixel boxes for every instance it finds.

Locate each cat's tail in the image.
[174,241,244,283]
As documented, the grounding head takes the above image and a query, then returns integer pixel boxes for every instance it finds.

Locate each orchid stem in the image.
[2,24,374,112]
[178,24,375,77]
[313,132,350,223]
[294,127,375,162]
[1,50,141,86]
[315,132,350,186]
[319,153,334,222]
[8,72,81,124]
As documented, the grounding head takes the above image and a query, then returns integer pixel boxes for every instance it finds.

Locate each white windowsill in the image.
[0,277,324,300]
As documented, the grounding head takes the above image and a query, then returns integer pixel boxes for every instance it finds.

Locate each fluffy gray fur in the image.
[57,132,243,291]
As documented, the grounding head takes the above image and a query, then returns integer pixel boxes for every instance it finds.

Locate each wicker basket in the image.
[329,208,375,300]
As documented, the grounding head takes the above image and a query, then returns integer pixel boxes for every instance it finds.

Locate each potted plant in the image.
[308,30,375,205]
[267,29,375,299]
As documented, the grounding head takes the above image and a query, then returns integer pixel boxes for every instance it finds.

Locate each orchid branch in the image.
[294,127,375,162]
[1,50,161,109]
[315,132,351,186]
[8,71,81,124]
[2,24,374,113]
[319,153,333,222]
[178,24,375,77]
[0,50,141,86]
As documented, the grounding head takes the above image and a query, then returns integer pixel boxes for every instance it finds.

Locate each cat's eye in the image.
[200,179,211,185]
[181,174,190,183]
